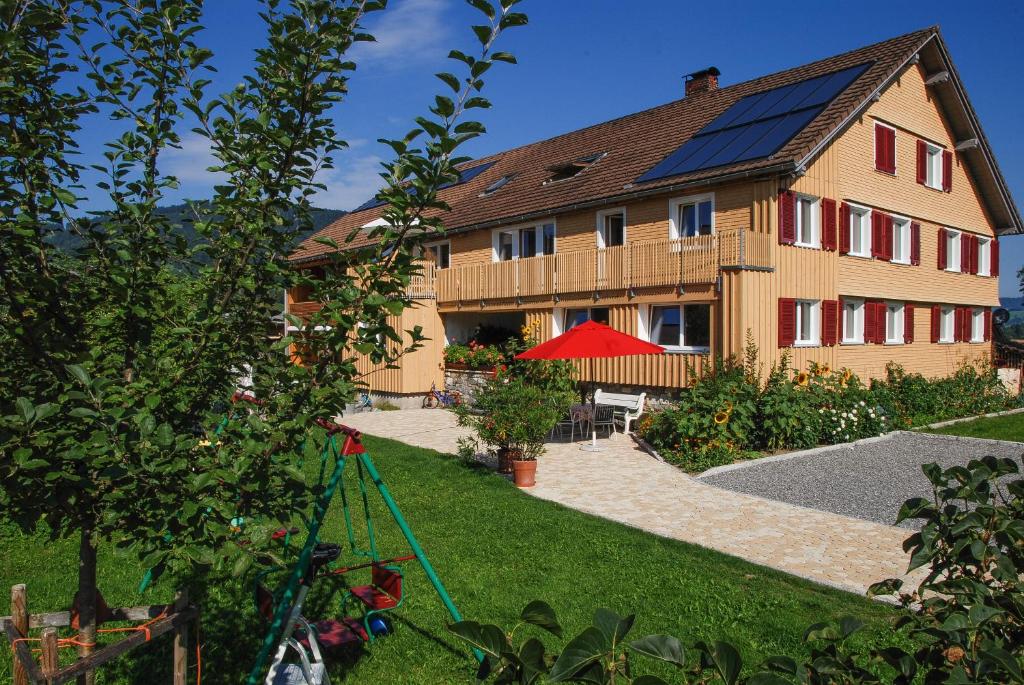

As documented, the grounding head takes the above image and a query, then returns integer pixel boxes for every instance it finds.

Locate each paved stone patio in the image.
[340,409,924,596]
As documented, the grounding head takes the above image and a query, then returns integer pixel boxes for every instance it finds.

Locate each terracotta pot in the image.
[496,447,521,475]
[512,459,537,488]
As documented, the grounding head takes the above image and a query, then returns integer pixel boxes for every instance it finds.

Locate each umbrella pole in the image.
[581,357,604,452]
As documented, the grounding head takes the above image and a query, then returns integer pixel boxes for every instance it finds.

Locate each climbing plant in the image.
[0,0,525,673]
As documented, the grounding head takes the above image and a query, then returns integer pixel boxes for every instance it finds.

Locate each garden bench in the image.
[593,390,646,434]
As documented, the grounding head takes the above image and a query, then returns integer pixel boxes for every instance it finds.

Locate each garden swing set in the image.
[244,415,476,685]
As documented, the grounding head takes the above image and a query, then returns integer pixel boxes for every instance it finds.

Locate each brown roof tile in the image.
[292,27,937,263]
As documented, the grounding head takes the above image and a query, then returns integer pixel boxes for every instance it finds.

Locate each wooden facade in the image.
[286,54,1012,397]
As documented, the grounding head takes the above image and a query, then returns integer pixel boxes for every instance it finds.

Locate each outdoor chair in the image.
[551,415,577,442]
[592,404,616,438]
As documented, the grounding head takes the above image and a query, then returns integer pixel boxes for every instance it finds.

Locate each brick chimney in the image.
[685,67,720,97]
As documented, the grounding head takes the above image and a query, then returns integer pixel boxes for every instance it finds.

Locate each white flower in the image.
[859,400,866,406]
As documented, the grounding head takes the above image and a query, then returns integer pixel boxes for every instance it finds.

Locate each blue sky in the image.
[70,0,1024,296]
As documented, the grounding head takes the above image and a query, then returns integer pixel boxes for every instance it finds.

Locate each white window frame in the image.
[971,308,985,342]
[890,215,911,264]
[924,142,943,190]
[560,306,610,333]
[668,192,715,240]
[939,305,955,343]
[638,303,711,353]
[794,194,820,248]
[945,228,961,273]
[423,239,451,269]
[977,237,991,276]
[841,298,865,345]
[847,203,872,258]
[884,301,905,345]
[874,121,897,174]
[595,207,627,249]
[491,220,557,262]
[794,299,820,347]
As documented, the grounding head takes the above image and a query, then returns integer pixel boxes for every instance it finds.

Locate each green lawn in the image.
[1,435,911,684]
[925,411,1024,441]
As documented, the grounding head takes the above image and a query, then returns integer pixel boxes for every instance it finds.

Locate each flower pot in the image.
[512,459,537,488]
[496,447,521,475]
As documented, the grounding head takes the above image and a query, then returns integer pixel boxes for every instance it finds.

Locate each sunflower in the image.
[714,411,730,425]
[722,400,734,413]
[819,364,831,375]
[795,371,810,386]
[842,368,853,384]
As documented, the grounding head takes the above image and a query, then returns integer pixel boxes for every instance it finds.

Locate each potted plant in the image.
[453,374,573,487]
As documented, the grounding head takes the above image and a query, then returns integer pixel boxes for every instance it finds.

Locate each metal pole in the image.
[357,451,484,663]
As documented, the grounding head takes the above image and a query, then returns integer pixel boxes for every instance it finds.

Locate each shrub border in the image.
[911,405,1024,430]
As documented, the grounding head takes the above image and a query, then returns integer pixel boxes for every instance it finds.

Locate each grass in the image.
[925,411,1024,441]
[0,435,911,684]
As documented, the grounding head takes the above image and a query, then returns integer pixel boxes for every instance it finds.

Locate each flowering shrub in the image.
[444,340,506,369]
[638,351,1009,473]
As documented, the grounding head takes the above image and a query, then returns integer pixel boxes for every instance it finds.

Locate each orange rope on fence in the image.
[9,608,169,661]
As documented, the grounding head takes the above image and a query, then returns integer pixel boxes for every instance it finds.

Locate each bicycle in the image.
[354,391,374,412]
[422,382,462,408]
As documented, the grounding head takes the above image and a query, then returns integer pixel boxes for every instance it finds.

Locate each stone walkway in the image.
[340,409,923,596]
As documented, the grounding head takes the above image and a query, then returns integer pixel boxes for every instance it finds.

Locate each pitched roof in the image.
[292,26,1018,263]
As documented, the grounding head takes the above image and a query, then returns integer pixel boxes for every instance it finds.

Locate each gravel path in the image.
[700,432,1024,528]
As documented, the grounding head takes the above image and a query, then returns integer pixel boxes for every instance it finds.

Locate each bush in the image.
[444,341,507,369]
[872,360,1012,426]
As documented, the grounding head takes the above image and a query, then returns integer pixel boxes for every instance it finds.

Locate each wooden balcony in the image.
[435,229,771,304]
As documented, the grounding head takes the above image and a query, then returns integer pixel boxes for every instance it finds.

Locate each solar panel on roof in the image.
[636,61,873,183]
[350,160,497,212]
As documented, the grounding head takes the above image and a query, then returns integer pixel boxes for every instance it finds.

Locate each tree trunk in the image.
[76,528,97,685]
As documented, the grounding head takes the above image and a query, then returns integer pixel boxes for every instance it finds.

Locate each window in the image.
[492,222,556,261]
[795,300,820,346]
[945,229,961,272]
[971,308,985,342]
[641,304,711,352]
[848,205,871,257]
[596,208,626,248]
[562,307,609,331]
[842,298,864,344]
[545,152,606,184]
[874,122,896,174]
[795,195,819,247]
[885,302,905,344]
[480,174,514,196]
[891,216,910,264]
[939,306,955,343]
[924,142,943,190]
[977,237,991,276]
[423,240,450,269]
[669,193,714,239]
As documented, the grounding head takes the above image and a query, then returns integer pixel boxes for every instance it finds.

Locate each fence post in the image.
[12,584,28,685]
[41,628,58,679]
[173,589,189,685]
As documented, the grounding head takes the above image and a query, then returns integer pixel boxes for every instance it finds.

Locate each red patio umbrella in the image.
[515,320,664,451]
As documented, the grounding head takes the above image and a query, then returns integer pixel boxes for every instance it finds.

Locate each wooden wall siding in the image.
[352,301,445,394]
[524,305,712,389]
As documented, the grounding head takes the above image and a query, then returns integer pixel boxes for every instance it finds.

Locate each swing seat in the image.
[301,618,367,649]
[348,564,402,610]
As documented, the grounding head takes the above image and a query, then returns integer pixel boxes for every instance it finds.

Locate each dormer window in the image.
[544,152,606,184]
[480,174,514,197]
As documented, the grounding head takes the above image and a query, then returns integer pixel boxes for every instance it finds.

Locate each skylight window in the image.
[480,174,515,196]
[544,152,606,184]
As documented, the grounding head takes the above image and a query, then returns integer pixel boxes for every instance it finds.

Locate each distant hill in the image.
[1000,296,1023,311]
[45,202,344,254]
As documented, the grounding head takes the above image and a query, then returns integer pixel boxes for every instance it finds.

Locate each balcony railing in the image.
[435,229,771,304]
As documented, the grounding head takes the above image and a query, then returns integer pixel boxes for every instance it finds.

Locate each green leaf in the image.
[745,674,791,685]
[520,599,561,637]
[15,397,34,423]
[548,626,608,681]
[518,637,546,684]
[435,71,461,92]
[593,607,634,646]
[154,423,175,447]
[69,407,97,418]
[629,634,685,667]
[466,0,495,20]
[979,646,1023,681]
[837,615,864,639]
[232,553,253,577]
[709,641,742,685]
[145,394,160,410]
[65,364,91,387]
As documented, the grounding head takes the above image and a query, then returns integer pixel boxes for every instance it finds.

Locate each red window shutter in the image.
[984,308,992,341]
[910,222,921,265]
[942,149,953,192]
[961,233,971,274]
[864,300,876,344]
[930,305,940,343]
[870,213,885,259]
[992,239,1000,277]
[778,298,795,347]
[875,301,887,344]
[839,202,851,254]
[954,307,966,342]
[904,303,914,344]
[875,125,896,174]
[916,139,927,185]
[884,214,894,261]
[778,191,796,245]
[937,229,947,270]
[821,198,837,251]
[821,300,839,346]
